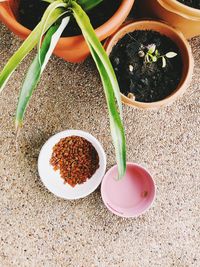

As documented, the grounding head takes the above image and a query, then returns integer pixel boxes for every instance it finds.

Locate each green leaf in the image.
[148,44,156,54]
[15,17,70,129]
[37,0,68,61]
[71,2,122,117]
[90,45,126,179]
[71,1,126,178]
[0,4,66,92]
[148,53,155,62]
[155,49,159,56]
[145,54,150,63]
[162,56,167,68]
[43,0,103,11]
[152,56,157,62]
[78,0,103,11]
[165,52,177,58]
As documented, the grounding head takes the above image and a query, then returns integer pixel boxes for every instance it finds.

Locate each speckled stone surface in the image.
[0,22,200,267]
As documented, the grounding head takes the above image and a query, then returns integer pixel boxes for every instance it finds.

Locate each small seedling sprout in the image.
[139,44,177,68]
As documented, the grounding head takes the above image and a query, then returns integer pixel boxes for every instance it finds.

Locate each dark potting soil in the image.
[177,0,200,9]
[18,0,121,37]
[110,30,183,103]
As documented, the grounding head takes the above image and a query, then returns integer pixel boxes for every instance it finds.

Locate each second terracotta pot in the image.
[105,20,194,109]
[137,0,200,39]
[0,0,135,63]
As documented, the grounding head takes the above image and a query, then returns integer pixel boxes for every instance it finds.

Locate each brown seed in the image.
[50,136,99,187]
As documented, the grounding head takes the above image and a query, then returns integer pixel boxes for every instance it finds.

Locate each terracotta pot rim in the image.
[158,0,200,19]
[105,19,194,109]
[0,0,133,43]
[169,0,200,14]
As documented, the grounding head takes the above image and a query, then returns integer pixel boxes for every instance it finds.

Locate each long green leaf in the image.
[71,1,122,118]
[43,0,103,11]
[37,0,68,60]
[89,45,126,179]
[15,17,70,129]
[0,2,66,92]
[78,0,103,11]
[71,2,126,178]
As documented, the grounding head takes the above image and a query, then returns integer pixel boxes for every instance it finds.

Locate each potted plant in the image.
[137,0,200,39]
[0,0,129,178]
[105,20,194,109]
[0,0,135,62]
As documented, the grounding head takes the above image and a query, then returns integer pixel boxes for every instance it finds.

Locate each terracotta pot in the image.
[0,0,135,63]
[105,20,194,109]
[138,0,200,39]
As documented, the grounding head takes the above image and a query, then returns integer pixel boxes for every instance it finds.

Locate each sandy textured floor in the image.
[0,21,200,267]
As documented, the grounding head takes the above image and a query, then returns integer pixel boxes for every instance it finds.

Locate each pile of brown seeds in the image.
[50,136,99,187]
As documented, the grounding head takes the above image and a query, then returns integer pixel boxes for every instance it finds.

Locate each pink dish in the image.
[101,163,156,218]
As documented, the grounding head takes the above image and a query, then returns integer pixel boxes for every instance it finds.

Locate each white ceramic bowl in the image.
[38,130,107,200]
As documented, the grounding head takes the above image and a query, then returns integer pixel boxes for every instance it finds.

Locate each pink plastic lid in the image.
[101,163,156,218]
